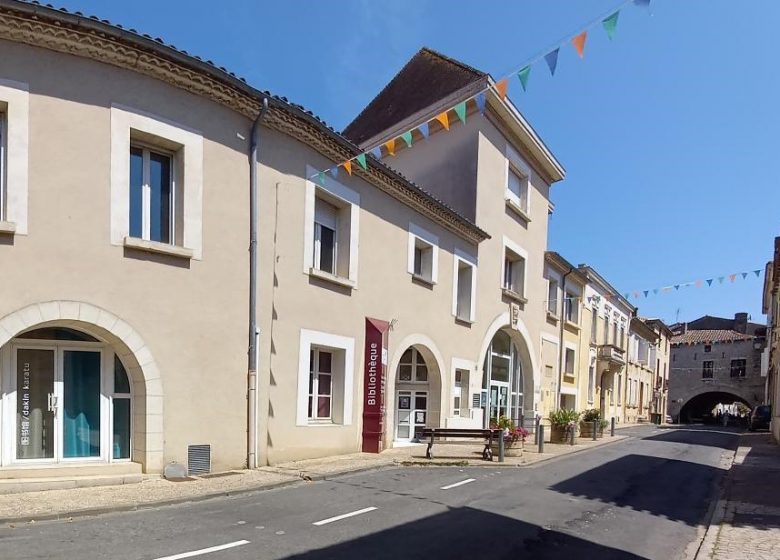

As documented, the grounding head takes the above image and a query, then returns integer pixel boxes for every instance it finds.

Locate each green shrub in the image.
[580,408,601,422]
[549,408,580,427]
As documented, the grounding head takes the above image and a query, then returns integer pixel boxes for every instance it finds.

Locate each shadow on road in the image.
[642,428,741,450]
[550,454,725,526]
[280,506,646,560]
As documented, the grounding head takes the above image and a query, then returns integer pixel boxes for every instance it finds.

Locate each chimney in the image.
[735,312,748,334]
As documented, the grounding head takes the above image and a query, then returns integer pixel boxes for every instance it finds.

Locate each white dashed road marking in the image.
[153,540,250,560]
[313,507,378,526]
[440,478,476,490]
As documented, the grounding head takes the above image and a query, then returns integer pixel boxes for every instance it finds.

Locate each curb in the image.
[0,435,632,525]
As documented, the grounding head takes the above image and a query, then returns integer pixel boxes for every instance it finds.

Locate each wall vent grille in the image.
[187,444,211,476]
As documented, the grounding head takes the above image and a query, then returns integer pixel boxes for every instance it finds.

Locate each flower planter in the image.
[491,441,524,457]
[549,425,572,443]
[579,422,604,439]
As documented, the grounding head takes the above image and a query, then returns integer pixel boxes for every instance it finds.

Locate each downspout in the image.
[556,267,574,408]
[248,97,269,470]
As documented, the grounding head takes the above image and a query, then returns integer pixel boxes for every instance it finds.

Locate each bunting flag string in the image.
[311,0,652,184]
[621,268,764,301]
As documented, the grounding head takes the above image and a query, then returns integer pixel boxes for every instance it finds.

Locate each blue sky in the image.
[57,0,779,325]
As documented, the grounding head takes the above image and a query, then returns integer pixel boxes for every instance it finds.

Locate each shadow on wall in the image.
[280,506,645,560]
[642,427,741,450]
[550,454,727,526]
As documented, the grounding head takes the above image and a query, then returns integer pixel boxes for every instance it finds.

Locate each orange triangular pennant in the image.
[495,78,508,100]
[435,112,450,131]
[572,31,588,58]
[343,160,352,176]
[384,139,395,156]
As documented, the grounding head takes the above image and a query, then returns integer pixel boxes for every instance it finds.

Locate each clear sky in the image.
[54,0,779,325]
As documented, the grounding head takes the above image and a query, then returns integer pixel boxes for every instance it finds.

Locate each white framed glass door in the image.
[11,345,104,464]
[395,390,428,441]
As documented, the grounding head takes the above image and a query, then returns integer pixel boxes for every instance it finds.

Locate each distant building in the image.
[668,313,767,422]
[762,237,780,443]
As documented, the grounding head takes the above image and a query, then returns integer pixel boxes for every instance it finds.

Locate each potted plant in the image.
[580,408,606,438]
[548,409,580,443]
[490,416,529,457]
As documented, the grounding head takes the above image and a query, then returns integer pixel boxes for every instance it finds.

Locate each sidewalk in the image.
[697,431,780,559]
[0,433,626,523]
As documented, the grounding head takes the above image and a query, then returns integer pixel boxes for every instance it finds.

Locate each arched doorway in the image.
[393,345,441,442]
[481,330,524,427]
[679,392,750,424]
[1,326,134,465]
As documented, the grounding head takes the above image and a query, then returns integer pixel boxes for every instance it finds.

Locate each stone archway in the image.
[386,334,445,443]
[678,391,752,424]
[477,312,539,427]
[0,301,163,472]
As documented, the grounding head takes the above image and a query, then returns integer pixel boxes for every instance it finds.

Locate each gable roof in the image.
[343,47,487,146]
[671,330,755,346]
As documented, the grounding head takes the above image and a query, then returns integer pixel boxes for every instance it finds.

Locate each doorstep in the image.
[0,462,145,495]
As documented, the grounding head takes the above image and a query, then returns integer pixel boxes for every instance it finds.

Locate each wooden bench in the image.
[414,428,500,461]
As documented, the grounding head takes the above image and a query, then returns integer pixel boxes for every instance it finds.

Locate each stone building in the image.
[669,314,767,422]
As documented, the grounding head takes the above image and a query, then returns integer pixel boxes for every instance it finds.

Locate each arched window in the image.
[397,348,428,383]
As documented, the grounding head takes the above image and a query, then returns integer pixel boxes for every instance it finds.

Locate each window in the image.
[112,356,132,460]
[612,322,618,346]
[503,248,526,297]
[314,197,338,274]
[564,292,579,324]
[730,359,747,378]
[309,349,333,420]
[620,326,626,349]
[297,329,354,426]
[587,361,595,402]
[110,106,203,258]
[0,79,30,233]
[304,168,360,286]
[398,348,428,383]
[129,145,173,244]
[453,255,476,322]
[453,368,468,416]
[591,309,598,343]
[408,224,439,284]
[506,166,529,213]
[702,360,714,379]
[617,375,622,405]
[564,348,575,377]
[704,344,712,353]
[547,278,559,314]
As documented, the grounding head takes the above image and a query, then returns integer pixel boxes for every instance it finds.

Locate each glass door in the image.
[15,348,56,461]
[395,390,428,441]
[489,383,509,423]
[62,350,101,459]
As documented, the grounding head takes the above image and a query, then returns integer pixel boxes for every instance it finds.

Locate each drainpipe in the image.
[248,97,269,470]
[556,267,574,409]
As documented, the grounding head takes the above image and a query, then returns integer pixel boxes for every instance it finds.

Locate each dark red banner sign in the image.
[362,317,389,453]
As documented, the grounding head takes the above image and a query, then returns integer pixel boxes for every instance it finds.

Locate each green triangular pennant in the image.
[602,11,620,40]
[318,172,326,185]
[454,101,467,124]
[400,130,413,148]
[355,153,367,170]
[517,66,531,91]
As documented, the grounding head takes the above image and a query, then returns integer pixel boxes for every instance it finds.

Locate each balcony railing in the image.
[598,344,626,365]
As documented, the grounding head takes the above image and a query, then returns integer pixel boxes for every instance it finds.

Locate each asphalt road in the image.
[0,425,740,560]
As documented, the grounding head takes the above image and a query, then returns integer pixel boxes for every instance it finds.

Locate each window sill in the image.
[308,267,356,289]
[0,220,16,235]
[411,273,435,288]
[505,198,532,222]
[123,237,193,259]
[546,311,559,323]
[501,288,527,304]
[564,320,581,332]
[563,374,575,381]
[305,421,343,427]
[454,316,474,327]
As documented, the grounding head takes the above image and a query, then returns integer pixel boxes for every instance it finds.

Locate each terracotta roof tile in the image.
[671,330,754,346]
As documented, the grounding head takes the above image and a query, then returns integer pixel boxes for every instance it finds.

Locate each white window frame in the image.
[452,249,477,322]
[313,196,339,275]
[564,290,580,325]
[304,165,360,286]
[407,223,439,284]
[397,347,429,384]
[309,348,333,421]
[129,143,175,244]
[296,329,354,426]
[110,105,203,259]
[505,145,531,220]
[546,275,560,315]
[564,344,576,377]
[501,236,528,299]
[0,79,29,234]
